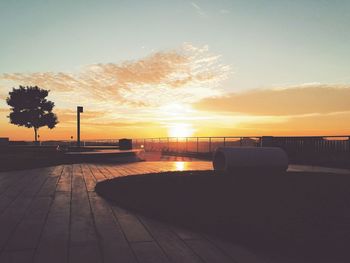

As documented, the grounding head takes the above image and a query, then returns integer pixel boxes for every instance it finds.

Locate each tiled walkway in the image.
[0,161,348,263]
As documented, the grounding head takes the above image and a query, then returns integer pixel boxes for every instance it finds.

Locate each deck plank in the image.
[170,224,203,241]
[70,164,99,246]
[87,164,107,182]
[5,197,52,251]
[68,164,101,262]
[0,170,37,215]
[56,165,72,192]
[138,216,204,263]
[0,160,275,263]
[34,165,71,263]
[0,170,46,251]
[186,239,234,263]
[81,164,97,192]
[95,164,114,179]
[111,206,153,243]
[131,241,171,263]
[87,191,137,263]
[0,170,25,198]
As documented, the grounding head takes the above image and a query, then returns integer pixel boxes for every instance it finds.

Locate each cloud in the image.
[1,44,229,108]
[234,111,350,136]
[55,109,157,127]
[82,121,158,128]
[190,2,207,17]
[194,84,350,116]
[2,72,76,92]
[55,109,107,123]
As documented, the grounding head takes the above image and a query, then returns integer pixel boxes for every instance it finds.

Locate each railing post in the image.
[167,137,170,151]
[223,137,226,146]
[209,137,211,153]
[177,137,179,153]
[197,137,199,153]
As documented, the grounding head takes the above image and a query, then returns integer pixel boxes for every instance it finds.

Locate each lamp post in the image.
[77,106,83,147]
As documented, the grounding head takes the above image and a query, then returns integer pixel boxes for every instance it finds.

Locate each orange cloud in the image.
[194,84,350,115]
[55,109,107,123]
[2,72,76,92]
[1,44,229,107]
[234,112,350,136]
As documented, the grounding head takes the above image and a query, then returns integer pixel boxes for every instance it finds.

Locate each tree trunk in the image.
[34,127,38,142]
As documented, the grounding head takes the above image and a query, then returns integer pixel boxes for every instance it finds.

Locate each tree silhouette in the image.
[6,86,58,142]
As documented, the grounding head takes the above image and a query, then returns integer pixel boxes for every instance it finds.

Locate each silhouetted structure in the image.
[6,86,58,142]
[0,137,9,145]
[77,106,83,147]
[119,138,132,150]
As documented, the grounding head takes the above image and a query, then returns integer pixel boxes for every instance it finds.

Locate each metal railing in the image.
[5,135,350,166]
[132,136,350,153]
[132,136,350,166]
[8,135,350,153]
[132,136,262,153]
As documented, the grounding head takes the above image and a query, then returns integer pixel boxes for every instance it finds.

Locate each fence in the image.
[8,136,350,153]
[133,136,348,151]
[6,135,350,166]
[133,136,350,167]
[133,137,261,153]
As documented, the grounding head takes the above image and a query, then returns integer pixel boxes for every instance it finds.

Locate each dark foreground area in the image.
[96,170,350,263]
[0,146,138,171]
[0,149,65,171]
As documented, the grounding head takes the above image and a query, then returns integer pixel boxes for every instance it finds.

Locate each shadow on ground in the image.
[96,170,350,263]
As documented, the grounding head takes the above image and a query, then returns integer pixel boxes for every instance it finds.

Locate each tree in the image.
[6,86,58,142]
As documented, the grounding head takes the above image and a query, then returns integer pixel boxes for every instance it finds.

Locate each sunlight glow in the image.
[160,103,194,118]
[175,161,186,171]
[168,123,195,137]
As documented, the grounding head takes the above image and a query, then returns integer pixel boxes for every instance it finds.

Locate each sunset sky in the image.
[1,0,350,140]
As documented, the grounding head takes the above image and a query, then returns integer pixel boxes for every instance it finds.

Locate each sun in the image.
[168,123,195,137]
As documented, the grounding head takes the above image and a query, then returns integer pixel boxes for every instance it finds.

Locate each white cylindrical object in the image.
[213,147,288,173]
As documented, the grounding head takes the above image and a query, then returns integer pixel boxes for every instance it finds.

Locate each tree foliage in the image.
[6,86,58,141]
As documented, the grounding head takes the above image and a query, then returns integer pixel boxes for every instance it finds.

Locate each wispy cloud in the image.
[55,109,107,123]
[1,44,229,109]
[2,72,76,92]
[190,2,207,17]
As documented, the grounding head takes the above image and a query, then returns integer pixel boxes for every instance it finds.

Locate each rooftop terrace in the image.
[0,159,349,263]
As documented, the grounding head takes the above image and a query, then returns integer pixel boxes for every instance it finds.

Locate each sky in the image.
[0,0,350,140]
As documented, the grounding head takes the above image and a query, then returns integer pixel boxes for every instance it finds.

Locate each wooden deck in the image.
[0,160,347,263]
